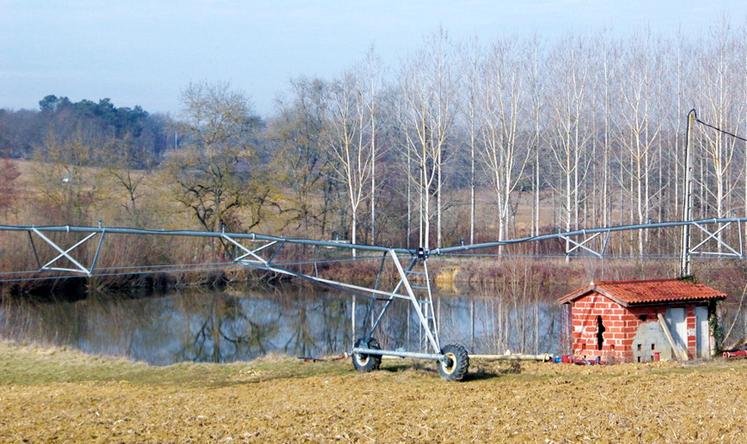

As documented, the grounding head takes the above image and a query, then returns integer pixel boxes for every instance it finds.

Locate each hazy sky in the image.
[1,0,746,116]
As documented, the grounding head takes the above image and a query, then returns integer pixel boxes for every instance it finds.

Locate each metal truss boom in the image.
[435,217,747,256]
[3,216,747,258]
[0,224,413,255]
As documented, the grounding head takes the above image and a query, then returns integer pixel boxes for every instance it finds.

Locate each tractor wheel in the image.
[352,337,382,373]
[438,344,469,381]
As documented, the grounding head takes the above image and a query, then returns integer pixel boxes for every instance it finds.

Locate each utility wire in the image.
[0,261,237,277]
[439,252,740,260]
[0,263,243,284]
[273,255,381,267]
[696,118,747,143]
[0,255,383,284]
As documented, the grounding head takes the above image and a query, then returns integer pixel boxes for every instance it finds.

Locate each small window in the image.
[637,343,642,351]
[639,314,647,321]
[651,344,656,350]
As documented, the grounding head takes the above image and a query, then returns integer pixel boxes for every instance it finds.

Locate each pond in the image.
[0,285,565,365]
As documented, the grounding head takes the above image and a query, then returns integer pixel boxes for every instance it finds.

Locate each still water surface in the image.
[0,285,564,364]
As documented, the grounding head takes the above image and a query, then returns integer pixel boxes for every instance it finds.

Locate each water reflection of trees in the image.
[434,292,562,355]
[0,292,160,356]
[2,284,574,363]
[280,286,348,358]
[174,286,350,362]
[177,291,280,363]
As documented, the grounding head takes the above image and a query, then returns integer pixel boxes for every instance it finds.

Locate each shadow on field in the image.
[379,360,517,381]
[464,360,523,381]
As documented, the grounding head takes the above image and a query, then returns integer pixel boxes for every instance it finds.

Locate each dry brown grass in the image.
[1,341,746,442]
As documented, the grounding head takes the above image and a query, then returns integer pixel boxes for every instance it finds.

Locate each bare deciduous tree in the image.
[399,29,458,250]
[324,72,374,256]
[545,39,592,255]
[165,82,273,254]
[478,40,531,248]
[0,158,20,217]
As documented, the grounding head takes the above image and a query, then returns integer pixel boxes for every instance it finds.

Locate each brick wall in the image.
[570,293,636,362]
[570,292,700,362]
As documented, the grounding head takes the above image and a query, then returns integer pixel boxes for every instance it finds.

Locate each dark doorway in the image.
[596,316,606,350]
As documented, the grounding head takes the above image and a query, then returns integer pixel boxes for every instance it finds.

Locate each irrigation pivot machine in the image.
[1,109,746,381]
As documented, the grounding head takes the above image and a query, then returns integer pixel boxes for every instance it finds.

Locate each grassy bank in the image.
[1,341,746,442]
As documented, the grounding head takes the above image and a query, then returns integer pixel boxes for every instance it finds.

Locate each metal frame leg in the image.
[360,252,388,340]
[229,244,445,360]
[366,256,416,337]
[388,250,440,353]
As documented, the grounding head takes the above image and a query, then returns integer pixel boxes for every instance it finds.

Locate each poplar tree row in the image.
[271,24,747,254]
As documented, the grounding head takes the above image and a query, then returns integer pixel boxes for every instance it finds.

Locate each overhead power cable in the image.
[696,117,747,143]
[0,254,383,284]
[0,263,242,284]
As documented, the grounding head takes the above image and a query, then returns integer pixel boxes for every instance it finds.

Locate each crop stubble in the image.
[0,343,745,442]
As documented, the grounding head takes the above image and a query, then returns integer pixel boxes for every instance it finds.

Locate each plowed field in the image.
[1,342,745,442]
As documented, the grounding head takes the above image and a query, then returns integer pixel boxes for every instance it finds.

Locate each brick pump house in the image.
[558,279,727,363]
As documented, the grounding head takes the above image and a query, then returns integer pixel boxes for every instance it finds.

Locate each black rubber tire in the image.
[438,344,469,381]
[352,337,382,373]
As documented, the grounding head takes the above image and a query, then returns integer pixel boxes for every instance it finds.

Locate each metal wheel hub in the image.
[440,353,457,374]
[354,353,370,367]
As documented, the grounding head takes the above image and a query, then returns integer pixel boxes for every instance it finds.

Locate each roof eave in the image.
[593,287,631,307]
[557,284,630,307]
[625,295,728,307]
[557,286,591,304]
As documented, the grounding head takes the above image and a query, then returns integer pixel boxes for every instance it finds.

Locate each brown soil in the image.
[1,342,746,442]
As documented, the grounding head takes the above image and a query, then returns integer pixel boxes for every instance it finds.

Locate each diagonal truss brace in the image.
[689,221,743,258]
[226,240,442,356]
[29,227,106,276]
[221,233,277,266]
[561,230,611,259]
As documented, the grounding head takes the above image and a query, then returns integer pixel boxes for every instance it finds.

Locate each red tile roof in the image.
[558,278,727,307]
